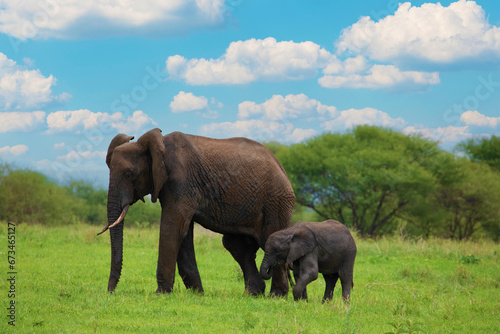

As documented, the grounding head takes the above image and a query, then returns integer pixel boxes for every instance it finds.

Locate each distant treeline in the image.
[1,126,499,240]
[0,165,161,228]
[268,126,500,240]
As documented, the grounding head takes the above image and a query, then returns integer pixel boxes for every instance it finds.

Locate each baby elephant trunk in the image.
[260,254,274,280]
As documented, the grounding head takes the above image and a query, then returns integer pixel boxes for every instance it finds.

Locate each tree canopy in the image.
[271,126,500,239]
[456,136,500,172]
[1,127,499,240]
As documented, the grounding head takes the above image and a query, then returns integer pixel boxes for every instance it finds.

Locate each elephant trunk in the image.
[260,254,274,280]
[107,197,126,293]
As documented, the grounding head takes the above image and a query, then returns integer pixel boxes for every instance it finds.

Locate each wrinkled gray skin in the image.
[103,128,295,296]
[260,220,357,302]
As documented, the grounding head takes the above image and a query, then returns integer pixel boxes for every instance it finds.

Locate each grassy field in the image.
[1,222,499,333]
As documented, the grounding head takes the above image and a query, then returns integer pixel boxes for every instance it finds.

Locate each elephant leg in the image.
[262,207,292,297]
[222,234,265,296]
[292,261,308,300]
[340,255,355,301]
[340,272,354,301]
[292,254,318,301]
[269,264,289,297]
[322,273,339,303]
[156,209,193,294]
[176,221,203,294]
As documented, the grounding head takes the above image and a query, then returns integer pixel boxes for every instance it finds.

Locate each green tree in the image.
[435,159,500,240]
[277,126,442,236]
[0,165,79,224]
[66,181,107,224]
[0,164,163,226]
[400,151,464,238]
[456,136,500,172]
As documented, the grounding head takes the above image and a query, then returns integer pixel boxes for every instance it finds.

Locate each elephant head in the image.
[260,225,315,280]
[98,128,168,292]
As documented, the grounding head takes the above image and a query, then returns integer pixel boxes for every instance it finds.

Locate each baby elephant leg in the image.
[292,253,318,301]
[340,278,353,301]
[292,262,308,300]
[340,256,355,301]
[322,273,339,303]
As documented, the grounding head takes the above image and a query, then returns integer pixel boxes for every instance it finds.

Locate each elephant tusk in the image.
[96,225,109,236]
[96,204,130,236]
[108,204,130,229]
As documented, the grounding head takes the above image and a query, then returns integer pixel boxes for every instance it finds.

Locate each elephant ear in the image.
[106,134,134,168]
[137,128,167,203]
[286,226,316,264]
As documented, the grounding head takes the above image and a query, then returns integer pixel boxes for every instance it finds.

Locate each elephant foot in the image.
[246,282,266,296]
[190,286,204,295]
[155,286,173,294]
[294,296,308,302]
[292,287,308,301]
[107,276,120,293]
[269,287,288,298]
[247,289,265,297]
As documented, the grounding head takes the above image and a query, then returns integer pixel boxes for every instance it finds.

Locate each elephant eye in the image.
[124,169,137,180]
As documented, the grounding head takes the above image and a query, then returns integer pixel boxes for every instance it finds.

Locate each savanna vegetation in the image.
[1,126,499,332]
[0,165,161,228]
[1,126,499,240]
[0,223,498,333]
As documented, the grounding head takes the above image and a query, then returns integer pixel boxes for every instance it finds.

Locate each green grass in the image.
[1,223,499,333]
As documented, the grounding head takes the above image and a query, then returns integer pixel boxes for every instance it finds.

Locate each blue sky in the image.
[0,0,499,187]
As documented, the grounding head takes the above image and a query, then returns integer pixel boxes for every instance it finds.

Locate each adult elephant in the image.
[98,128,295,296]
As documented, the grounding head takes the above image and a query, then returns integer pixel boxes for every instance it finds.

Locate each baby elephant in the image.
[260,219,357,302]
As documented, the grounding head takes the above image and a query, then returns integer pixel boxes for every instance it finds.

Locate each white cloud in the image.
[166,38,440,89]
[201,120,290,140]
[36,157,109,185]
[201,93,332,143]
[200,120,315,143]
[238,94,337,120]
[287,128,318,143]
[0,0,229,40]
[0,144,28,156]
[206,95,408,143]
[170,91,208,113]
[323,55,368,75]
[54,142,66,149]
[166,37,334,85]
[0,53,68,109]
[57,150,106,161]
[319,64,439,89]
[402,125,473,144]
[0,111,45,133]
[111,110,157,133]
[460,110,500,127]
[46,109,156,134]
[46,109,121,133]
[322,108,406,131]
[336,1,500,64]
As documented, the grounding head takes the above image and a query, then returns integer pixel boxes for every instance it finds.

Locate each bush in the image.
[0,164,160,226]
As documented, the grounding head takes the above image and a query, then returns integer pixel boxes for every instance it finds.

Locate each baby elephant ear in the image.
[286,227,315,264]
[106,134,134,168]
[137,128,167,203]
